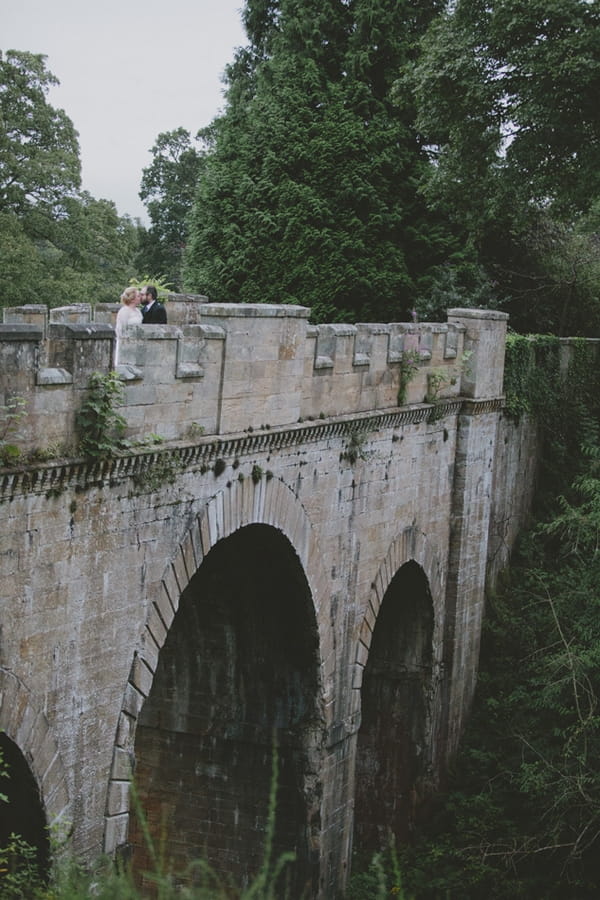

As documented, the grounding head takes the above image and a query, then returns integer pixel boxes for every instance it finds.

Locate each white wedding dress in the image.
[115,305,143,364]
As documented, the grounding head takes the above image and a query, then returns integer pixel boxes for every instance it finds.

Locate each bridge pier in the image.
[443,309,508,756]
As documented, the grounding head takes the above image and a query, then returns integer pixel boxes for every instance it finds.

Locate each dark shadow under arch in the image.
[130,524,322,896]
[0,732,50,883]
[354,560,435,854]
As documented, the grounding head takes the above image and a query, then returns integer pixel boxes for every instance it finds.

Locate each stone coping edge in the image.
[0,397,504,500]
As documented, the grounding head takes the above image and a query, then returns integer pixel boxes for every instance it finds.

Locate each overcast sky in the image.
[2,0,247,223]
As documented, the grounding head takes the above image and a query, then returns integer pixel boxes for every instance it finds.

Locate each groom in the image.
[140,285,167,324]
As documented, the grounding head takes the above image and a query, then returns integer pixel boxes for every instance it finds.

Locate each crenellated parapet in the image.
[1,298,507,454]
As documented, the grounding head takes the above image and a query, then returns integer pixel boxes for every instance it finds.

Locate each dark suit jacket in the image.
[142,301,167,324]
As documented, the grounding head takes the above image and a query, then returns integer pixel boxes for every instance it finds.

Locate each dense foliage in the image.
[0,50,79,215]
[380,339,600,899]
[142,0,593,332]
[408,0,600,334]
[183,0,468,322]
[411,0,600,221]
[394,461,600,897]
[137,128,205,290]
[0,50,141,308]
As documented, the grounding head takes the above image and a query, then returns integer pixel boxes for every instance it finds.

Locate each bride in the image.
[115,286,142,364]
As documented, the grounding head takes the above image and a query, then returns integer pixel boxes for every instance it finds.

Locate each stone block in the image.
[112,747,134,781]
[130,655,154,698]
[106,780,131,817]
[146,603,168,649]
[448,308,508,399]
[103,813,129,853]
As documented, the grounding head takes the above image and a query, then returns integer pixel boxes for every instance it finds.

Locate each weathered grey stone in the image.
[36,368,73,385]
[1,302,579,898]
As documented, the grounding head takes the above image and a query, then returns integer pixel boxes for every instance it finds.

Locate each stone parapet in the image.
[1,301,505,454]
[3,306,49,336]
[448,308,509,399]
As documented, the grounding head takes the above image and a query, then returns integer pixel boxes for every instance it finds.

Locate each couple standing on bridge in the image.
[117,284,167,330]
[115,284,167,363]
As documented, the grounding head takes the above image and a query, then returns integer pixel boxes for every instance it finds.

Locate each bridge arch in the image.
[351,526,445,852]
[0,669,70,878]
[104,475,329,893]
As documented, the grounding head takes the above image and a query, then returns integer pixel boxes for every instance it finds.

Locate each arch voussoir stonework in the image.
[104,475,330,855]
[0,668,70,831]
[351,526,445,698]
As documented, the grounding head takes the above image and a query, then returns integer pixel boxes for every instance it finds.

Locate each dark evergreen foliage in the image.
[183,0,460,322]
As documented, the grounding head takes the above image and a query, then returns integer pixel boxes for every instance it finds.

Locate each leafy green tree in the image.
[411,0,600,224]
[508,215,600,336]
[0,50,80,216]
[0,194,140,309]
[184,0,460,322]
[0,211,47,304]
[0,51,141,309]
[54,193,140,303]
[407,0,600,335]
[138,128,204,289]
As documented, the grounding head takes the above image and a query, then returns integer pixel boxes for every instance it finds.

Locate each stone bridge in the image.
[0,301,533,896]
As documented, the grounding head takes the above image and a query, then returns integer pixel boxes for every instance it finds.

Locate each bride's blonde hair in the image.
[120,286,139,305]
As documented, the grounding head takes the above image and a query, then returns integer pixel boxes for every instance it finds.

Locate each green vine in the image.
[425,369,448,405]
[503,333,563,421]
[503,332,600,507]
[0,395,26,467]
[76,371,128,460]
[397,349,421,406]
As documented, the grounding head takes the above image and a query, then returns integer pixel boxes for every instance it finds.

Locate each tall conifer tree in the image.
[184,0,451,321]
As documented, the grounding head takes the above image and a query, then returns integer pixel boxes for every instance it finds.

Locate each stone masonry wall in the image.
[0,301,534,897]
[1,300,467,452]
[1,409,465,891]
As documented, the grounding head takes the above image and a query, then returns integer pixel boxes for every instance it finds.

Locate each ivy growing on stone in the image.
[76,371,128,460]
[397,349,421,407]
[0,395,26,467]
[503,334,600,508]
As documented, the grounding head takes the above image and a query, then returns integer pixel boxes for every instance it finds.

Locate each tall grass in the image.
[0,741,298,900]
[345,837,414,900]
